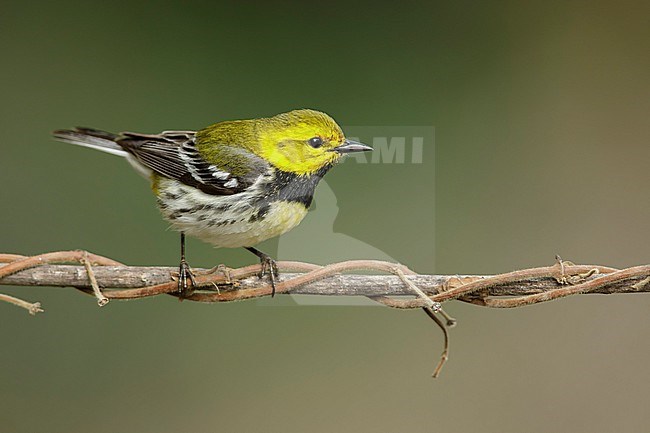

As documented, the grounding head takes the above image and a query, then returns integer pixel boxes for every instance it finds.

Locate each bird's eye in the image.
[308,136,323,148]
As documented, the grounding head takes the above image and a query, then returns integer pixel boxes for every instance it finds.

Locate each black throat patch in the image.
[248,165,332,223]
[271,165,332,207]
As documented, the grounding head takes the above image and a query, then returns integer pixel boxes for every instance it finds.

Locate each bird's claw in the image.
[259,255,279,297]
[178,259,196,297]
[244,247,280,297]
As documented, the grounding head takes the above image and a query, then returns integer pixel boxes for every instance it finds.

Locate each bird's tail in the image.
[52,127,128,157]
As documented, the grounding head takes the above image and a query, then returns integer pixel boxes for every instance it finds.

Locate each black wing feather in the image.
[115,131,268,196]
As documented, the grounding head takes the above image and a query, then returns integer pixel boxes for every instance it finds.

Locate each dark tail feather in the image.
[52,127,127,157]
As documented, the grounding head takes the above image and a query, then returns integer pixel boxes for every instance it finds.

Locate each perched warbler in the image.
[53,109,372,296]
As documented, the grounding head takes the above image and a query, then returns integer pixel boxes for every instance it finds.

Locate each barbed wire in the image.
[2,250,649,377]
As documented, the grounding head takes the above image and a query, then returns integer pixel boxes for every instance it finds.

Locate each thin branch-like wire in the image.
[422,307,449,378]
[394,267,453,377]
[2,250,649,379]
[0,293,43,315]
[81,251,108,306]
[0,250,123,279]
[394,267,441,311]
[1,251,649,309]
[476,265,650,308]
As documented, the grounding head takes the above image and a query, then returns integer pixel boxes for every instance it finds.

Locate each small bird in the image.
[53,109,372,296]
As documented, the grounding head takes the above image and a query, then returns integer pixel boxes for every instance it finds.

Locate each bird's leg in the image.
[178,232,196,297]
[244,247,279,297]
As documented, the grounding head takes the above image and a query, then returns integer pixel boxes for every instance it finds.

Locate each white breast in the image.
[155,178,308,248]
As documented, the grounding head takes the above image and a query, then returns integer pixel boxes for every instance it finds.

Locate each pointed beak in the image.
[333,139,373,153]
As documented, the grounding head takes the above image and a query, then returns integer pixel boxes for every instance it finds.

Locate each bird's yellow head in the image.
[196,109,372,176]
[254,109,372,175]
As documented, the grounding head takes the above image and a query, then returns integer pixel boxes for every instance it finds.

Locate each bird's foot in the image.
[177,258,196,298]
[261,256,279,296]
[258,254,279,297]
[245,247,280,297]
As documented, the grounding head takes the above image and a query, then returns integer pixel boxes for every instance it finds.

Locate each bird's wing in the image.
[117,131,269,196]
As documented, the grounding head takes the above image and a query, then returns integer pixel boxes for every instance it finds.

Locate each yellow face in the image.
[257,109,347,175]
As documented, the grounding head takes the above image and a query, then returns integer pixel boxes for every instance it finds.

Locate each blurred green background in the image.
[2,0,649,432]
